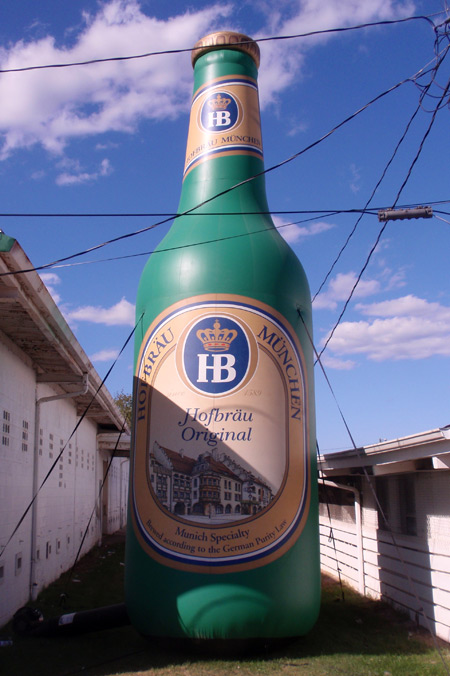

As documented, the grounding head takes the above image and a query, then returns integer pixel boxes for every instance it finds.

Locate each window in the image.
[398,474,417,536]
[2,410,10,446]
[22,420,29,452]
[376,475,417,536]
[376,477,390,529]
[15,553,22,576]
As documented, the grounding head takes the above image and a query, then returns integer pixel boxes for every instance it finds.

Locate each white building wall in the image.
[32,393,102,596]
[0,334,128,628]
[103,457,129,534]
[319,471,450,643]
[0,337,36,627]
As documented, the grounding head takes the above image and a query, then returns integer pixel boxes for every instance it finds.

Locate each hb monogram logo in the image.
[200,91,239,132]
[180,314,254,396]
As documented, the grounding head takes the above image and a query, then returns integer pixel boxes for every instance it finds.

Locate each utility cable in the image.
[313,43,450,302]
[312,88,423,302]
[20,213,345,271]
[316,439,346,603]
[434,214,450,225]
[0,208,374,218]
[0,15,437,74]
[1,200,448,218]
[0,62,433,279]
[61,419,128,599]
[298,308,450,675]
[316,65,450,362]
[0,313,142,559]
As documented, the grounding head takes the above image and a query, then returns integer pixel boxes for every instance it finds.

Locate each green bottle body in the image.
[125,42,320,640]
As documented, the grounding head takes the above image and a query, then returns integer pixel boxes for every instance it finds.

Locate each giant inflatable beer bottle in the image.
[125,31,320,642]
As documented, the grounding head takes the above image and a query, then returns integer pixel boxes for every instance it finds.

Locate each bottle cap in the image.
[192,31,260,69]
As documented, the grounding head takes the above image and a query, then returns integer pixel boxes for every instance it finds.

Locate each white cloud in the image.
[90,348,120,362]
[0,0,414,159]
[67,297,135,326]
[40,271,62,303]
[275,216,335,243]
[0,1,232,158]
[323,294,450,362]
[314,271,381,310]
[320,354,356,370]
[255,0,415,107]
[56,157,113,185]
[287,118,308,137]
[355,294,450,319]
[349,163,361,194]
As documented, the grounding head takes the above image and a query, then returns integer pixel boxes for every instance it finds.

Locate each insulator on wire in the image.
[378,206,433,222]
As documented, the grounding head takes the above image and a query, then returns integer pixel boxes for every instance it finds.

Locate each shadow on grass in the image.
[1,532,446,676]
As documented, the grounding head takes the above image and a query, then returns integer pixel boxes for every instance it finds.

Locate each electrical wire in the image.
[0,15,438,74]
[0,208,374,218]
[1,200,449,218]
[316,57,450,362]
[312,87,425,302]
[434,214,450,225]
[62,419,128,596]
[312,33,450,302]
[298,308,450,675]
[0,58,438,279]
[0,313,142,560]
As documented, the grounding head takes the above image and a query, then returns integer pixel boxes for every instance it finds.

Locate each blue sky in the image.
[0,0,449,453]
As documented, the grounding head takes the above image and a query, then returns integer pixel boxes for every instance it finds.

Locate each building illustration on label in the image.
[150,441,274,521]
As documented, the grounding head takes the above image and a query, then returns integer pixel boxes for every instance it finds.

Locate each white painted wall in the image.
[0,334,128,628]
[319,471,450,643]
[0,337,36,626]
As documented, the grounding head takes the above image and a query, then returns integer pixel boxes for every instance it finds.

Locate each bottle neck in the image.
[178,49,270,214]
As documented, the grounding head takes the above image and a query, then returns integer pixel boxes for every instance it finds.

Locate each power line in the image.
[0,57,437,279]
[1,200,448,219]
[0,313,142,560]
[312,42,450,302]
[0,203,442,273]
[0,16,438,75]
[0,208,376,218]
[312,89,424,302]
[317,62,450,362]
[298,306,450,676]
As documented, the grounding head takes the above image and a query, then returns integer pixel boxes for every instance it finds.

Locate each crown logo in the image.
[208,93,231,111]
[196,319,237,352]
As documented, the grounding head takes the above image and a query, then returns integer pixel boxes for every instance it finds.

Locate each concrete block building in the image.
[0,232,129,628]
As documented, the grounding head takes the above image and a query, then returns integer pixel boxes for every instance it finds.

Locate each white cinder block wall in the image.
[0,337,128,628]
[0,338,36,625]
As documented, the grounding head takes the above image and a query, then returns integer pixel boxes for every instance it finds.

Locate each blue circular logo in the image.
[182,315,250,395]
[200,91,239,132]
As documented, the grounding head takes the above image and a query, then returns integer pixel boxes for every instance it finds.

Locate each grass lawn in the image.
[1,531,449,676]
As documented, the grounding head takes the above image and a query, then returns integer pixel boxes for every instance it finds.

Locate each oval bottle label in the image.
[184,75,263,178]
[131,295,310,573]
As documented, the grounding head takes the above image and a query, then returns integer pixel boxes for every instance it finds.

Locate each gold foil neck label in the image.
[183,75,263,178]
[131,295,311,573]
